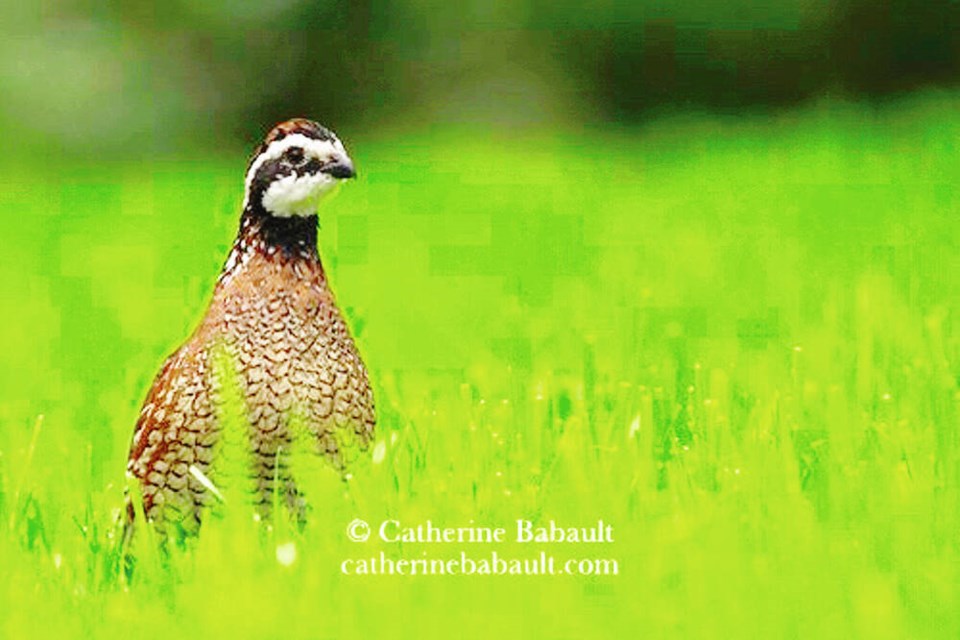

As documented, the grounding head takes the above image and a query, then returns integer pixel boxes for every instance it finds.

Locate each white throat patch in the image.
[243,133,348,217]
[262,172,339,218]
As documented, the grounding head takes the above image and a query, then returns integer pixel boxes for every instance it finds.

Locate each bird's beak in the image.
[324,156,356,180]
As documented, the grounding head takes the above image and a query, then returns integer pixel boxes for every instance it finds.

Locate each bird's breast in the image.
[200,253,364,423]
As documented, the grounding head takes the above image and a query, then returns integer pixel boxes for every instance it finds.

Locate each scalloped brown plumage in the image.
[125,119,375,536]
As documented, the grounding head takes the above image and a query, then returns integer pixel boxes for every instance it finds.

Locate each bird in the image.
[124,118,376,538]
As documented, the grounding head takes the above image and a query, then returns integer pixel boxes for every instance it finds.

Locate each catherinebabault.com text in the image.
[341,519,620,577]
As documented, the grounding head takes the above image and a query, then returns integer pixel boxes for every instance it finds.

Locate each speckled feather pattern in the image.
[126,120,374,533]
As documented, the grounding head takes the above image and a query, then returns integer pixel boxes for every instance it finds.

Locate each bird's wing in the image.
[127,341,219,529]
[299,326,376,472]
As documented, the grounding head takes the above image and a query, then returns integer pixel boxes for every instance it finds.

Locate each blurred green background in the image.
[1,1,959,639]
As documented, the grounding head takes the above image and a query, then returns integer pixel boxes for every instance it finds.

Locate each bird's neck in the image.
[219,206,324,282]
[241,205,319,255]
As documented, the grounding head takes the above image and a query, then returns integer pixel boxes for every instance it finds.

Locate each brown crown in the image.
[248,118,337,167]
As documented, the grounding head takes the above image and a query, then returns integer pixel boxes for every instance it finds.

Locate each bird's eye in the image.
[285,146,305,165]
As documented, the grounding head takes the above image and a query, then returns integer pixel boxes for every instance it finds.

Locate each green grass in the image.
[1,94,958,639]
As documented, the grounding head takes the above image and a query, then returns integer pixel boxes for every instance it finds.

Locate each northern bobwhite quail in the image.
[126,119,375,535]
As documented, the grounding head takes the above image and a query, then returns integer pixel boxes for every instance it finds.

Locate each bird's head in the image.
[243,118,355,218]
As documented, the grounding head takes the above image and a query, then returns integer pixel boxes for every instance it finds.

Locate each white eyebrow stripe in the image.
[242,133,346,209]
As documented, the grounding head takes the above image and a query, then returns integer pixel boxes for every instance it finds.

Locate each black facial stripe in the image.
[248,156,327,202]
[303,157,323,174]
[251,157,296,195]
[285,146,305,164]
